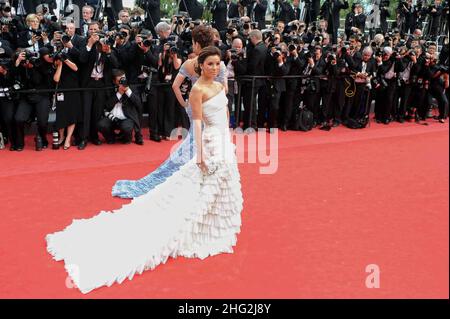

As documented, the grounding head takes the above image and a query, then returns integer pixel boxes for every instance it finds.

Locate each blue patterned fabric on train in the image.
[111,62,228,199]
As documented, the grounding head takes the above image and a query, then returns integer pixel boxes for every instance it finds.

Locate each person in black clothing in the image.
[344,3,366,40]
[280,41,304,131]
[242,29,266,130]
[425,53,448,122]
[130,30,160,142]
[47,46,82,150]
[427,0,444,40]
[259,43,289,131]
[211,0,228,32]
[345,45,377,125]
[13,49,52,151]
[77,21,119,149]
[319,0,349,45]
[0,50,17,150]
[137,0,160,37]
[318,48,339,129]
[303,46,326,126]
[157,38,182,140]
[226,0,239,20]
[247,0,267,30]
[374,46,406,124]
[277,0,295,24]
[402,45,426,122]
[17,13,50,49]
[97,69,142,144]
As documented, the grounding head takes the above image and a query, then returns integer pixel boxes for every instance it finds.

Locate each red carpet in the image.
[0,120,448,299]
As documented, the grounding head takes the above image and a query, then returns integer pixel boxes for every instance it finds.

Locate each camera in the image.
[24,51,40,60]
[105,111,120,123]
[148,39,159,47]
[130,21,143,28]
[0,57,12,66]
[50,50,69,62]
[98,33,115,46]
[31,29,43,37]
[272,46,283,59]
[61,33,71,44]
[230,48,243,61]
[327,52,336,63]
[119,77,128,86]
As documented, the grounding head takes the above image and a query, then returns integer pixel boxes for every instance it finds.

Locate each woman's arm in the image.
[53,62,63,83]
[64,59,78,72]
[172,72,188,107]
[189,86,206,172]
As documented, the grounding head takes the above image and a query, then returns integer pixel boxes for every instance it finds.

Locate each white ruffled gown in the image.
[46,88,243,294]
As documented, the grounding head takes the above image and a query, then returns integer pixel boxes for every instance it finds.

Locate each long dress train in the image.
[45,88,243,294]
[111,62,228,199]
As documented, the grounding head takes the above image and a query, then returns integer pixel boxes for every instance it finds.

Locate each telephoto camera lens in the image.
[52,131,59,150]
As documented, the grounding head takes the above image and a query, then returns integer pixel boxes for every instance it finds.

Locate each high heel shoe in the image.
[63,144,71,150]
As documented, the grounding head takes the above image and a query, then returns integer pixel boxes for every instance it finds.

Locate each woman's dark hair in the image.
[192,25,214,49]
[194,46,221,76]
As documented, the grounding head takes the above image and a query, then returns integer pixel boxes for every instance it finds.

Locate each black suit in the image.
[104,0,123,29]
[78,44,120,142]
[278,2,295,24]
[70,34,86,50]
[139,0,160,36]
[227,1,239,19]
[242,40,267,128]
[247,1,267,30]
[10,0,39,15]
[98,89,142,143]
[319,0,349,44]
[179,0,204,20]
[259,52,289,128]
[16,29,47,49]
[212,0,228,32]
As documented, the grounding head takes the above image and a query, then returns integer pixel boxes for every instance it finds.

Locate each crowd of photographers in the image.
[0,0,449,152]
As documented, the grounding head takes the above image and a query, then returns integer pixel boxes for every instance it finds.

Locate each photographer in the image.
[396,0,415,36]
[260,42,289,132]
[406,45,427,122]
[46,45,81,150]
[423,53,448,123]
[318,47,339,130]
[302,46,325,127]
[157,36,182,140]
[280,39,304,131]
[1,1,21,50]
[374,46,406,124]
[344,3,366,40]
[0,47,16,151]
[211,0,228,32]
[77,21,120,149]
[137,0,160,37]
[17,14,49,50]
[319,0,349,44]
[276,0,295,24]
[426,0,444,40]
[225,37,247,127]
[345,45,377,126]
[130,29,159,142]
[98,69,142,144]
[13,47,52,151]
[394,45,417,122]
[247,0,267,30]
[242,29,266,130]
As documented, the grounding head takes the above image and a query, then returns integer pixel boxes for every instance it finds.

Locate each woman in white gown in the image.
[45,46,244,294]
